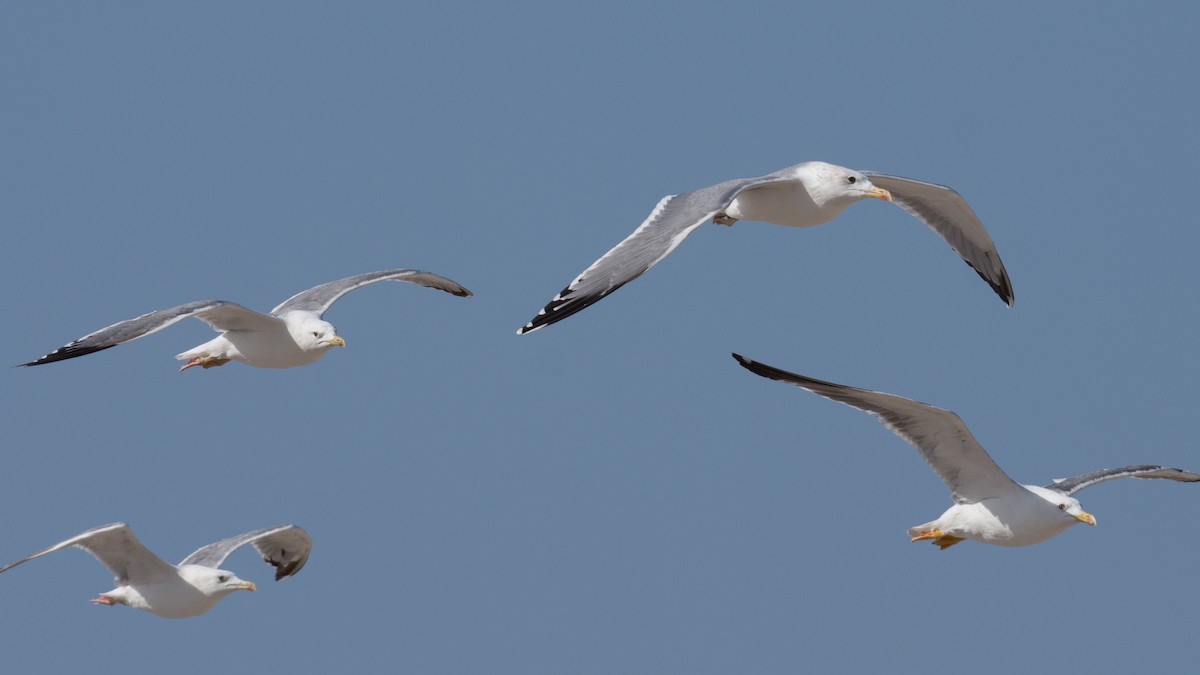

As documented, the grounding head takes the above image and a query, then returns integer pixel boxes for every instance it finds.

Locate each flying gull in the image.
[22,268,472,371]
[0,523,311,618]
[519,161,1012,334]
[733,353,1200,549]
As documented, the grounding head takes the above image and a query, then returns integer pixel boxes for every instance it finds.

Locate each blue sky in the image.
[2,2,1198,673]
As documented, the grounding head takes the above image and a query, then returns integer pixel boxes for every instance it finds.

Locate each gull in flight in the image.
[0,523,311,618]
[22,268,471,371]
[733,353,1200,549]
[519,162,1012,334]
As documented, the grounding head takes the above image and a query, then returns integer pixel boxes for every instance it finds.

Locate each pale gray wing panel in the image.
[180,524,312,581]
[191,303,284,333]
[733,354,1021,503]
[863,172,1014,306]
[1046,465,1200,496]
[271,270,472,317]
[0,523,175,585]
[21,300,234,366]
[518,175,793,334]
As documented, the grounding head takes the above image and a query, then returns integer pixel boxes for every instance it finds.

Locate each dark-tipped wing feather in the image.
[733,353,1021,503]
[21,300,274,366]
[179,524,311,581]
[862,172,1014,306]
[0,522,175,585]
[1046,465,1200,496]
[518,174,796,334]
[271,269,472,317]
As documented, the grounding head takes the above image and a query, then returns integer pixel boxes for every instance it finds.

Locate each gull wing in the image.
[1046,465,1200,496]
[21,301,277,366]
[179,525,312,581]
[733,354,1022,503]
[271,269,472,317]
[0,523,176,586]
[862,172,1014,306]
[518,173,798,334]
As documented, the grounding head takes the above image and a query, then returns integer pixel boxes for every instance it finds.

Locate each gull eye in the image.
[847,176,857,184]
[1057,503,1066,511]
[312,331,319,337]
[217,574,228,582]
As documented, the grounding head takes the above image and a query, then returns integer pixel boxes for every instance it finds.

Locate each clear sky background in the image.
[2,2,1197,673]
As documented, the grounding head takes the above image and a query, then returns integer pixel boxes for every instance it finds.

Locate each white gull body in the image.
[733,354,1200,549]
[22,268,472,371]
[519,161,1013,334]
[0,523,311,618]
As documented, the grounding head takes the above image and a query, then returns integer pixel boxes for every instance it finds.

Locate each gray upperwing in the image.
[732,354,1021,503]
[21,300,233,366]
[180,524,312,581]
[1046,465,1200,496]
[518,174,795,334]
[0,523,176,586]
[271,269,472,317]
[862,172,1014,306]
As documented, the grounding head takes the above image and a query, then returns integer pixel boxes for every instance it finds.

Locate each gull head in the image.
[801,162,892,206]
[1047,492,1098,527]
[180,565,257,597]
[289,316,346,352]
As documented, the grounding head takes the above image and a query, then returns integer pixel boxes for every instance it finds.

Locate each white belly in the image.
[725,183,849,228]
[931,492,1078,547]
[176,330,325,369]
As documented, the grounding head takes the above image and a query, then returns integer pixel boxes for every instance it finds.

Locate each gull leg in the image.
[911,528,965,549]
[90,595,115,606]
[933,535,965,550]
[713,212,739,227]
[910,528,944,543]
[179,356,231,372]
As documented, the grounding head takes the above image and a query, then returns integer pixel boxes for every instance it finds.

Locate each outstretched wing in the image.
[0,522,176,586]
[518,173,797,334]
[1046,465,1200,496]
[271,269,472,317]
[21,301,276,366]
[862,172,1014,306]
[733,353,1022,503]
[179,524,312,581]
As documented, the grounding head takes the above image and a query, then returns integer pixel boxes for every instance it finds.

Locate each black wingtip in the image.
[19,344,117,367]
[518,280,631,335]
[965,260,1014,307]
[732,352,788,381]
[732,352,785,381]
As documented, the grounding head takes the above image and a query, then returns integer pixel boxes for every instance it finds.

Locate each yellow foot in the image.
[910,528,944,543]
[179,356,231,372]
[933,535,965,550]
[713,212,738,226]
[910,529,965,549]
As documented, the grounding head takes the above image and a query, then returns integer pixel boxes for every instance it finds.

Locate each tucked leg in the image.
[910,528,944,543]
[179,356,231,372]
[90,595,116,606]
[933,535,965,549]
[911,529,965,549]
[713,212,739,226]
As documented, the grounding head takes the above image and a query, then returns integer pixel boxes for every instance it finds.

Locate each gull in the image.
[733,353,1200,549]
[519,161,1012,334]
[21,268,471,371]
[0,523,311,618]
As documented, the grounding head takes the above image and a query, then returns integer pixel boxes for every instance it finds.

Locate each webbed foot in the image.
[910,529,965,549]
[179,356,231,372]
